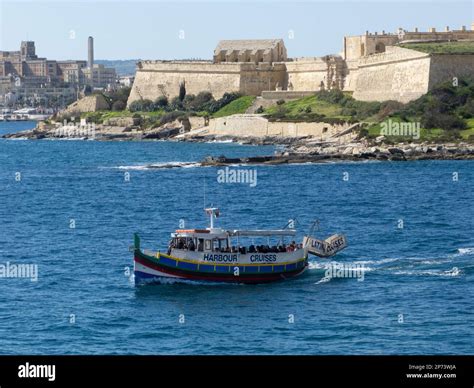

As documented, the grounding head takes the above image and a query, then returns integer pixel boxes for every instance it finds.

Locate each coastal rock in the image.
[342,147,353,155]
[388,147,405,155]
[103,117,140,127]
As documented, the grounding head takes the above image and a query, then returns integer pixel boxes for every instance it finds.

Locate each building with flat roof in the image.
[0,37,117,107]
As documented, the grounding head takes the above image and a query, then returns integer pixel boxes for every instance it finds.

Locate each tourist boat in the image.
[133,208,347,285]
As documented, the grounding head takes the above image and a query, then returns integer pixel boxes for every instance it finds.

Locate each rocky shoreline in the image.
[200,144,474,167]
[3,121,474,164]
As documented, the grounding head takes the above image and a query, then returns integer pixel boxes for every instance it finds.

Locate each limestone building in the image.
[213,39,287,63]
[128,23,474,106]
[0,37,116,92]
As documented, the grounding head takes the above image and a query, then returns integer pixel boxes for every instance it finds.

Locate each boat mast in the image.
[205,207,219,229]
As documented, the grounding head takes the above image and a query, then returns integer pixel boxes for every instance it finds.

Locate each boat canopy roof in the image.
[172,228,296,238]
[229,229,296,237]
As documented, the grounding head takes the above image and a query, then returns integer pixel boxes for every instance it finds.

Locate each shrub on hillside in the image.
[112,100,126,111]
[189,91,214,111]
[168,96,184,111]
[421,110,466,131]
[129,99,154,112]
[377,100,404,119]
[159,111,187,126]
[154,96,169,109]
[205,92,241,114]
[458,98,474,119]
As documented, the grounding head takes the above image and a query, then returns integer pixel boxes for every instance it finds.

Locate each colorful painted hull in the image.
[134,249,308,285]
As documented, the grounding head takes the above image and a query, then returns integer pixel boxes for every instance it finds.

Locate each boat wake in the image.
[310,247,472,283]
[393,267,461,277]
[456,247,474,256]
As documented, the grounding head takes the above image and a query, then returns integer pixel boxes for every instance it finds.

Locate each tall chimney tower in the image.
[88,36,94,69]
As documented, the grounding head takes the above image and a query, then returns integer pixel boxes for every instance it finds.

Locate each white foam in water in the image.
[353,258,398,265]
[315,276,331,285]
[111,161,202,170]
[394,266,461,277]
[457,247,474,256]
[206,139,234,144]
[308,261,335,270]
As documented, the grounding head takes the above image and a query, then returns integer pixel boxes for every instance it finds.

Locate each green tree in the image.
[179,80,186,102]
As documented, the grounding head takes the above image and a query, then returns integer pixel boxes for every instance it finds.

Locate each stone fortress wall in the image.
[128,23,474,106]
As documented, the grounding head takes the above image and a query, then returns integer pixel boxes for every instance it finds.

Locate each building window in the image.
[375,42,386,53]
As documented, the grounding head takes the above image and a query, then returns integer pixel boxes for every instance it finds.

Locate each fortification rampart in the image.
[285,58,328,91]
[352,47,431,102]
[206,114,350,138]
[428,54,474,88]
[352,47,474,102]
[128,61,286,105]
[128,29,474,106]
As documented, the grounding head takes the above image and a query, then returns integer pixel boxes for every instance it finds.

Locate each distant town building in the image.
[0,37,117,107]
[83,64,117,89]
[118,75,135,88]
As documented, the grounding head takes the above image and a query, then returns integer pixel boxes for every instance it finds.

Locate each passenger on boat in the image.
[197,240,204,252]
[188,239,196,251]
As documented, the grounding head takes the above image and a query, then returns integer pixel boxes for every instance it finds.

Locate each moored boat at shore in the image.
[133,208,347,285]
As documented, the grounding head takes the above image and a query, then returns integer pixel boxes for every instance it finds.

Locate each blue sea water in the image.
[0,122,473,355]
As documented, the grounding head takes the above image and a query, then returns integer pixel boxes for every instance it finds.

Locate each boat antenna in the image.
[308,219,321,237]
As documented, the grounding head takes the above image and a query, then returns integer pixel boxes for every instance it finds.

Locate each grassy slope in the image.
[212,96,256,118]
[263,95,352,120]
[82,110,164,120]
[399,41,474,54]
[461,118,474,139]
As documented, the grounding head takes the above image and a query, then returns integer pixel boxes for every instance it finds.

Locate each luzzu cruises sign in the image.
[304,234,347,257]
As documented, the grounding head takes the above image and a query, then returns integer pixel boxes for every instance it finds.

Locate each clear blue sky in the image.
[0,0,473,60]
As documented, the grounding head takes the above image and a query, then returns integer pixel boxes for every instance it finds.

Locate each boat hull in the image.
[134,249,308,285]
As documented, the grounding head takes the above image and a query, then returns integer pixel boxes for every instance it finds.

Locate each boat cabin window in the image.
[197,238,204,252]
[170,235,303,253]
[172,237,197,251]
[213,238,229,252]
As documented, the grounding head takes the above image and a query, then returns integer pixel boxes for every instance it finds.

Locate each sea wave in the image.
[105,161,202,170]
[206,139,234,144]
[315,276,331,285]
[308,253,464,277]
[456,247,474,256]
[393,267,461,277]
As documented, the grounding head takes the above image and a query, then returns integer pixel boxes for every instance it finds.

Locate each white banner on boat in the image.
[303,234,347,257]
